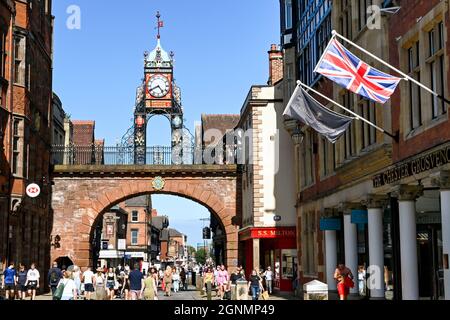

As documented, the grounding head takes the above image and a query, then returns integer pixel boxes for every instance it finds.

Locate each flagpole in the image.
[313,34,337,74]
[331,30,450,105]
[297,81,399,141]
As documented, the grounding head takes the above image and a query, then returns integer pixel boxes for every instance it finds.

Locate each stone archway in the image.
[50,165,240,270]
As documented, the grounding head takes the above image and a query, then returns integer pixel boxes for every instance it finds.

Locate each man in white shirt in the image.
[82,267,95,300]
[264,267,274,294]
[26,263,40,300]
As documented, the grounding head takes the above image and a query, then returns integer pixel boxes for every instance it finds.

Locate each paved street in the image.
[32,286,300,301]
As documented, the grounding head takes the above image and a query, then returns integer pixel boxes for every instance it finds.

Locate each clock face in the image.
[148,75,170,98]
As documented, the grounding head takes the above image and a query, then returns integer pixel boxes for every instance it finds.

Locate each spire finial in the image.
[156,11,163,40]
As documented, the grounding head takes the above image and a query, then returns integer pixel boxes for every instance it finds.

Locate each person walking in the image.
[334,263,355,301]
[217,265,229,300]
[16,264,28,300]
[203,267,215,301]
[57,270,78,301]
[72,266,82,299]
[248,269,264,301]
[93,268,106,300]
[48,262,63,299]
[1,261,16,300]
[180,268,187,291]
[264,266,274,295]
[173,268,180,293]
[105,267,116,300]
[25,263,40,300]
[141,270,158,300]
[163,266,173,297]
[358,266,366,296]
[129,264,144,300]
[82,267,95,300]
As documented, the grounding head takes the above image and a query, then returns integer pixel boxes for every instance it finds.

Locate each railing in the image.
[52,145,195,165]
[52,143,243,166]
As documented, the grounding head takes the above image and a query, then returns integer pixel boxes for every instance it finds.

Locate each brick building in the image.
[279,0,450,300]
[237,44,297,292]
[0,0,54,293]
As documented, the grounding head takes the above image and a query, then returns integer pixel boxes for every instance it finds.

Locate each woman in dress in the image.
[141,270,158,300]
[173,268,180,293]
[163,266,173,297]
[203,267,215,301]
[72,265,82,298]
[93,268,106,300]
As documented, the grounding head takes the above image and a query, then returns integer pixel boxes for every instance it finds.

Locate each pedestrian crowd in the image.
[1,260,193,301]
[200,264,274,301]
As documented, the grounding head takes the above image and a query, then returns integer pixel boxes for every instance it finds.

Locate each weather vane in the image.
[156,11,164,39]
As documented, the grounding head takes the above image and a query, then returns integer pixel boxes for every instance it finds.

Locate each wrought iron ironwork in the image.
[51,145,203,166]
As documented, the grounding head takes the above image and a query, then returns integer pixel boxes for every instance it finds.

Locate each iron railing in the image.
[51,145,196,165]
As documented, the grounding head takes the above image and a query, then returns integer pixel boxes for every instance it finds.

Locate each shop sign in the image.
[373,145,450,188]
[26,184,41,198]
[319,218,341,231]
[351,210,368,225]
[239,227,296,240]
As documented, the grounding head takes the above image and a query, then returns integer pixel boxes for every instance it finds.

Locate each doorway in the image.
[417,224,444,300]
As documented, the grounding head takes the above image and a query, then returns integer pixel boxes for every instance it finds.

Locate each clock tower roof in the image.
[146,38,172,68]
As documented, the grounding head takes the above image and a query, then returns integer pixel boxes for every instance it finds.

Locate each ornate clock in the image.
[148,74,170,98]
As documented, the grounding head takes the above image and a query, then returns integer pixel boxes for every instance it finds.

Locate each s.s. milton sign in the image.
[373,145,450,188]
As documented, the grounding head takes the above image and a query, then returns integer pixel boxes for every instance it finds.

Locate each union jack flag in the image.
[315,38,402,104]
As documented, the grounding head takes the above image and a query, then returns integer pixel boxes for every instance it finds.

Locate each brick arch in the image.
[50,171,240,270]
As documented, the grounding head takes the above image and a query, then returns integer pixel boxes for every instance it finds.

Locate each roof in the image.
[125,195,151,207]
[146,38,172,68]
[152,216,169,230]
[72,120,95,125]
[160,228,183,241]
[201,114,240,145]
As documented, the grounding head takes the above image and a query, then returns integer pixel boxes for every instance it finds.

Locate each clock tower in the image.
[134,12,184,165]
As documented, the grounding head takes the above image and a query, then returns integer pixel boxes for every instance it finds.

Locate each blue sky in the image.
[53,0,280,246]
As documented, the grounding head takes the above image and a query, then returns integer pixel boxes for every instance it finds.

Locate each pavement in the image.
[31,285,300,301]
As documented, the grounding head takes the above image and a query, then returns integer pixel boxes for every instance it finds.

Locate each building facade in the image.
[280,0,450,300]
[237,45,298,292]
[0,0,54,293]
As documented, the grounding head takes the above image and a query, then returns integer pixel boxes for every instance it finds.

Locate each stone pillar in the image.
[253,238,260,272]
[432,171,450,300]
[343,213,358,294]
[364,195,388,299]
[325,230,337,291]
[394,185,423,300]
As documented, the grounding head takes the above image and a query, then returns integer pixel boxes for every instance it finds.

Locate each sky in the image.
[53,0,280,246]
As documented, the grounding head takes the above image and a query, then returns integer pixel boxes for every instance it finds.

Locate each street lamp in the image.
[291,125,304,145]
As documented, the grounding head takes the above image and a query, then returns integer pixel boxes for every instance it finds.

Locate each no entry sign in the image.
[26,184,41,198]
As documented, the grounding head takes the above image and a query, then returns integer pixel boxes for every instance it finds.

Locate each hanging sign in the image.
[351,210,368,225]
[26,184,41,198]
[320,218,341,231]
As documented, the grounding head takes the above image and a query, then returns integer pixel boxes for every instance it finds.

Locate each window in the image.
[408,41,422,131]
[131,210,139,222]
[0,30,6,79]
[131,229,138,245]
[343,92,356,159]
[285,0,293,30]
[302,211,316,276]
[428,22,446,119]
[14,37,25,86]
[286,63,294,98]
[359,99,377,149]
[339,0,352,40]
[358,0,373,31]
[321,136,335,177]
[12,119,23,176]
[301,129,314,188]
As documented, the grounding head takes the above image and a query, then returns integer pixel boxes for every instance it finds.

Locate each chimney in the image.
[268,44,283,86]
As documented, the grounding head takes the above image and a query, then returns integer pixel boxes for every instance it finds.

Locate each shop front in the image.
[239,227,297,292]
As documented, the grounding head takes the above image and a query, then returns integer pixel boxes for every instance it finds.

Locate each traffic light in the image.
[202,227,211,240]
